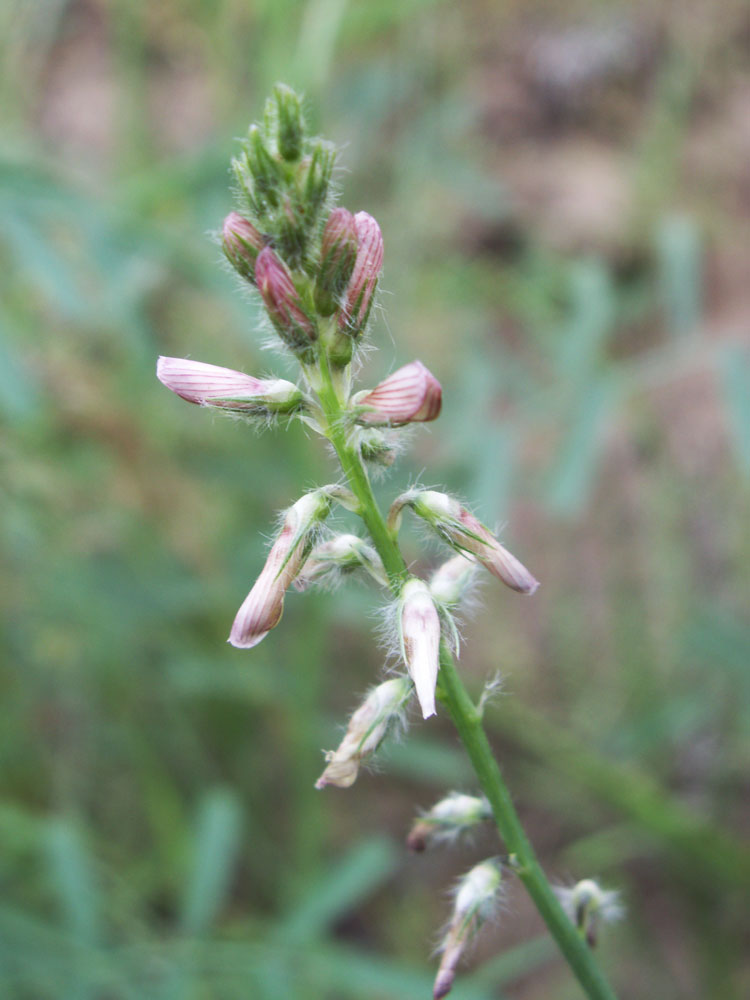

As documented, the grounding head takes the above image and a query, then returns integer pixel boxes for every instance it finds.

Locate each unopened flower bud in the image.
[354,361,442,426]
[255,247,317,356]
[292,533,387,591]
[358,428,397,466]
[245,125,281,210]
[315,208,359,316]
[222,212,264,282]
[434,859,503,999]
[390,490,539,596]
[156,357,303,415]
[429,554,477,607]
[315,676,412,789]
[554,879,623,948]
[399,578,441,720]
[229,489,333,648]
[303,140,335,214]
[407,792,491,852]
[338,212,384,337]
[271,83,304,162]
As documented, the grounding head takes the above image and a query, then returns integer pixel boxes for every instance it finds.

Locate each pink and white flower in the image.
[229,491,332,648]
[157,357,303,413]
[354,361,442,426]
[390,490,539,596]
[338,211,384,335]
[315,676,412,789]
[255,246,316,343]
[221,212,264,281]
[399,578,442,719]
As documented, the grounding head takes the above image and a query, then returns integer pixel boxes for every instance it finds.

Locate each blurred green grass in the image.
[2,1,750,997]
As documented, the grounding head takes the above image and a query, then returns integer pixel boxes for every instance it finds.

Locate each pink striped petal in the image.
[157,357,301,411]
[356,361,442,425]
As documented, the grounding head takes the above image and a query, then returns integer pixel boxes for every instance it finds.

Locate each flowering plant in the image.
[158,85,620,999]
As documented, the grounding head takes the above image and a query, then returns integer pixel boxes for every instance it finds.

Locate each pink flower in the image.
[255,247,316,346]
[221,212,264,281]
[229,491,332,648]
[315,208,359,316]
[399,578,441,719]
[391,490,539,595]
[315,676,412,789]
[338,211,383,335]
[355,361,442,425]
[156,357,302,413]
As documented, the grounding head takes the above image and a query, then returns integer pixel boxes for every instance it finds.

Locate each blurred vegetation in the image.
[1,1,750,997]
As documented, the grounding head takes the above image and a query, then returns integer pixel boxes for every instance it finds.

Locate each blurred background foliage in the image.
[1,0,750,997]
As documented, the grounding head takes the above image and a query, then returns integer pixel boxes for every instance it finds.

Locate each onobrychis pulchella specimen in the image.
[157,85,620,1000]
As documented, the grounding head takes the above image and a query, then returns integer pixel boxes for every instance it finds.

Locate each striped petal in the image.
[356,361,442,426]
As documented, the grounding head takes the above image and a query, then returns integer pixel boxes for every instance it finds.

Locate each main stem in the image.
[316,350,617,1000]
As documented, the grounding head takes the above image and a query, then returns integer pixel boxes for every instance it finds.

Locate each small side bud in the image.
[271,83,304,162]
[338,212,384,338]
[398,490,539,595]
[315,208,359,316]
[554,879,623,948]
[229,489,332,648]
[399,578,441,720]
[255,247,317,356]
[429,554,477,607]
[304,140,335,214]
[434,859,503,999]
[358,428,397,467]
[315,676,413,789]
[156,357,303,415]
[353,361,442,426]
[292,533,387,591]
[222,212,264,282]
[407,792,491,852]
[245,125,282,210]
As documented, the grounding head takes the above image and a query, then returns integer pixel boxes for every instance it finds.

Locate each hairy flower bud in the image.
[354,361,442,426]
[554,879,623,948]
[338,212,383,337]
[429,554,477,607]
[315,208,359,316]
[229,490,333,648]
[292,533,387,591]
[390,490,539,595]
[315,676,413,789]
[156,357,303,415]
[358,428,397,467]
[222,212,264,282]
[434,860,503,999]
[407,792,491,852]
[399,578,441,719]
[255,247,317,355]
[271,83,304,162]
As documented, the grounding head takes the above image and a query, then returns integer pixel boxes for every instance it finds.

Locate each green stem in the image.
[315,351,619,1000]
